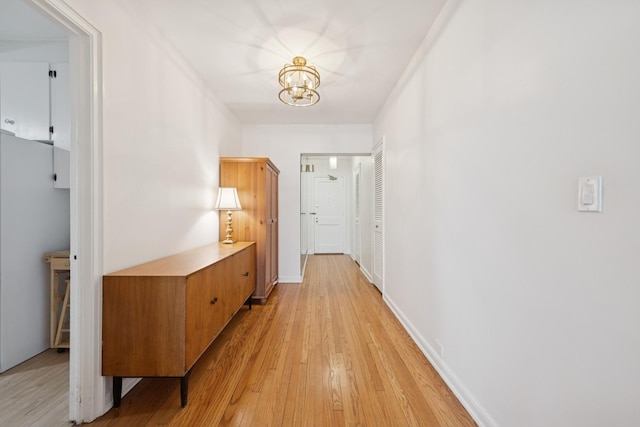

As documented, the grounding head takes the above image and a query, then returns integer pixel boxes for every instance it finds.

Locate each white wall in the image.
[241,124,372,282]
[64,0,241,273]
[58,0,241,417]
[374,1,640,426]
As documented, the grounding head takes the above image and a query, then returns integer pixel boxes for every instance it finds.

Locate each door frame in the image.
[28,0,104,423]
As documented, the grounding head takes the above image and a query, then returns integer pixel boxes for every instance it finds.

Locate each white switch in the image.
[578,176,602,212]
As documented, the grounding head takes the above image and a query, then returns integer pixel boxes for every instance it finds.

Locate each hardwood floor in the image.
[0,349,71,427]
[90,255,475,426]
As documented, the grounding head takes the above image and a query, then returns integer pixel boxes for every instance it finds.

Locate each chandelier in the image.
[278,56,320,107]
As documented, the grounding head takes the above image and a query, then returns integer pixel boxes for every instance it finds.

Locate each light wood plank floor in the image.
[0,349,71,427]
[90,255,476,426]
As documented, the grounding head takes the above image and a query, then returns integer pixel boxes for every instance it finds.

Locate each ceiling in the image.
[2,0,447,125]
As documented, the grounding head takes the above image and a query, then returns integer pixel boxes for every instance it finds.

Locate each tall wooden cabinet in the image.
[220,157,279,301]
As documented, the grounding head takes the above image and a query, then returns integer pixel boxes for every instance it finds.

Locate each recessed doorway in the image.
[299,153,371,279]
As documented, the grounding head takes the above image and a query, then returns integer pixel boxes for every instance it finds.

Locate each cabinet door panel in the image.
[50,62,70,150]
[226,246,256,319]
[270,169,278,285]
[265,167,272,288]
[53,147,70,189]
[102,277,186,377]
[185,265,226,368]
[0,62,50,141]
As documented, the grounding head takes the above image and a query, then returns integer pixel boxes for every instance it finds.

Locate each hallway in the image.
[91,255,474,426]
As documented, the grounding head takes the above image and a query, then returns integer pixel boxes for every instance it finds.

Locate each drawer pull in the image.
[243,272,249,277]
[210,297,218,304]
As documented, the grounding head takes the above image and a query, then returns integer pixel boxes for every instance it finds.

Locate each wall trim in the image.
[383,294,497,427]
[278,276,303,283]
[27,0,105,423]
[301,253,308,281]
[374,0,463,126]
[360,265,373,283]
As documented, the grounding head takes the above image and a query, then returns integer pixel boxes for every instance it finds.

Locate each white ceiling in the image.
[2,0,447,125]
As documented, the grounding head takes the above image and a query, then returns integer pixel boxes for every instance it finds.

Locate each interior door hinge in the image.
[50,125,54,134]
[49,70,57,78]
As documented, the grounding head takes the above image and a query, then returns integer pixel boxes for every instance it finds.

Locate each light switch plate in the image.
[578,176,603,212]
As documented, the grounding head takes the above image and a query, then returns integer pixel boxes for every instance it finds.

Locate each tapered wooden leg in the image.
[180,371,191,407]
[113,376,122,408]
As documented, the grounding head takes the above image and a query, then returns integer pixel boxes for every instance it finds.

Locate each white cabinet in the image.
[0,133,71,373]
[0,62,69,149]
[51,62,71,189]
[0,62,50,141]
[53,147,70,189]
[50,62,70,150]
[0,62,71,188]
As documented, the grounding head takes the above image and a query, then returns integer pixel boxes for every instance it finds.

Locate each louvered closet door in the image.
[372,141,384,291]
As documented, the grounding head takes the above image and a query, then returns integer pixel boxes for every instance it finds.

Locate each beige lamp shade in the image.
[214,187,242,211]
[215,187,242,243]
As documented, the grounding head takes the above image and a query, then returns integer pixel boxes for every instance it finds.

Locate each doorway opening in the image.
[299,154,372,281]
[0,0,71,423]
[23,0,104,423]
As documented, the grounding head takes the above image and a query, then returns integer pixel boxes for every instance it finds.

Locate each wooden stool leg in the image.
[54,279,70,348]
[50,271,58,348]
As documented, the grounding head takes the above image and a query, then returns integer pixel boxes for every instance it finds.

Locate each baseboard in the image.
[383,295,497,427]
[105,377,140,411]
[360,265,373,283]
[278,275,302,283]
[122,377,140,397]
[301,254,308,279]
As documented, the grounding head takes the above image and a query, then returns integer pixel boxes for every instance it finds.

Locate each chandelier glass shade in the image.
[278,56,320,107]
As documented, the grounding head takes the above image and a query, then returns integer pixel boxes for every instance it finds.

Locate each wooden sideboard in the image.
[102,242,256,407]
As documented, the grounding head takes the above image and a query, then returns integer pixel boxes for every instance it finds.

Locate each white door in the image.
[314,176,345,254]
[372,142,384,290]
[353,163,361,265]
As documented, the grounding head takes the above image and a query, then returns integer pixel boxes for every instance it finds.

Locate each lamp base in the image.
[222,210,234,244]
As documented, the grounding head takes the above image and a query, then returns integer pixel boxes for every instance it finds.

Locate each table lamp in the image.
[214,187,242,244]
